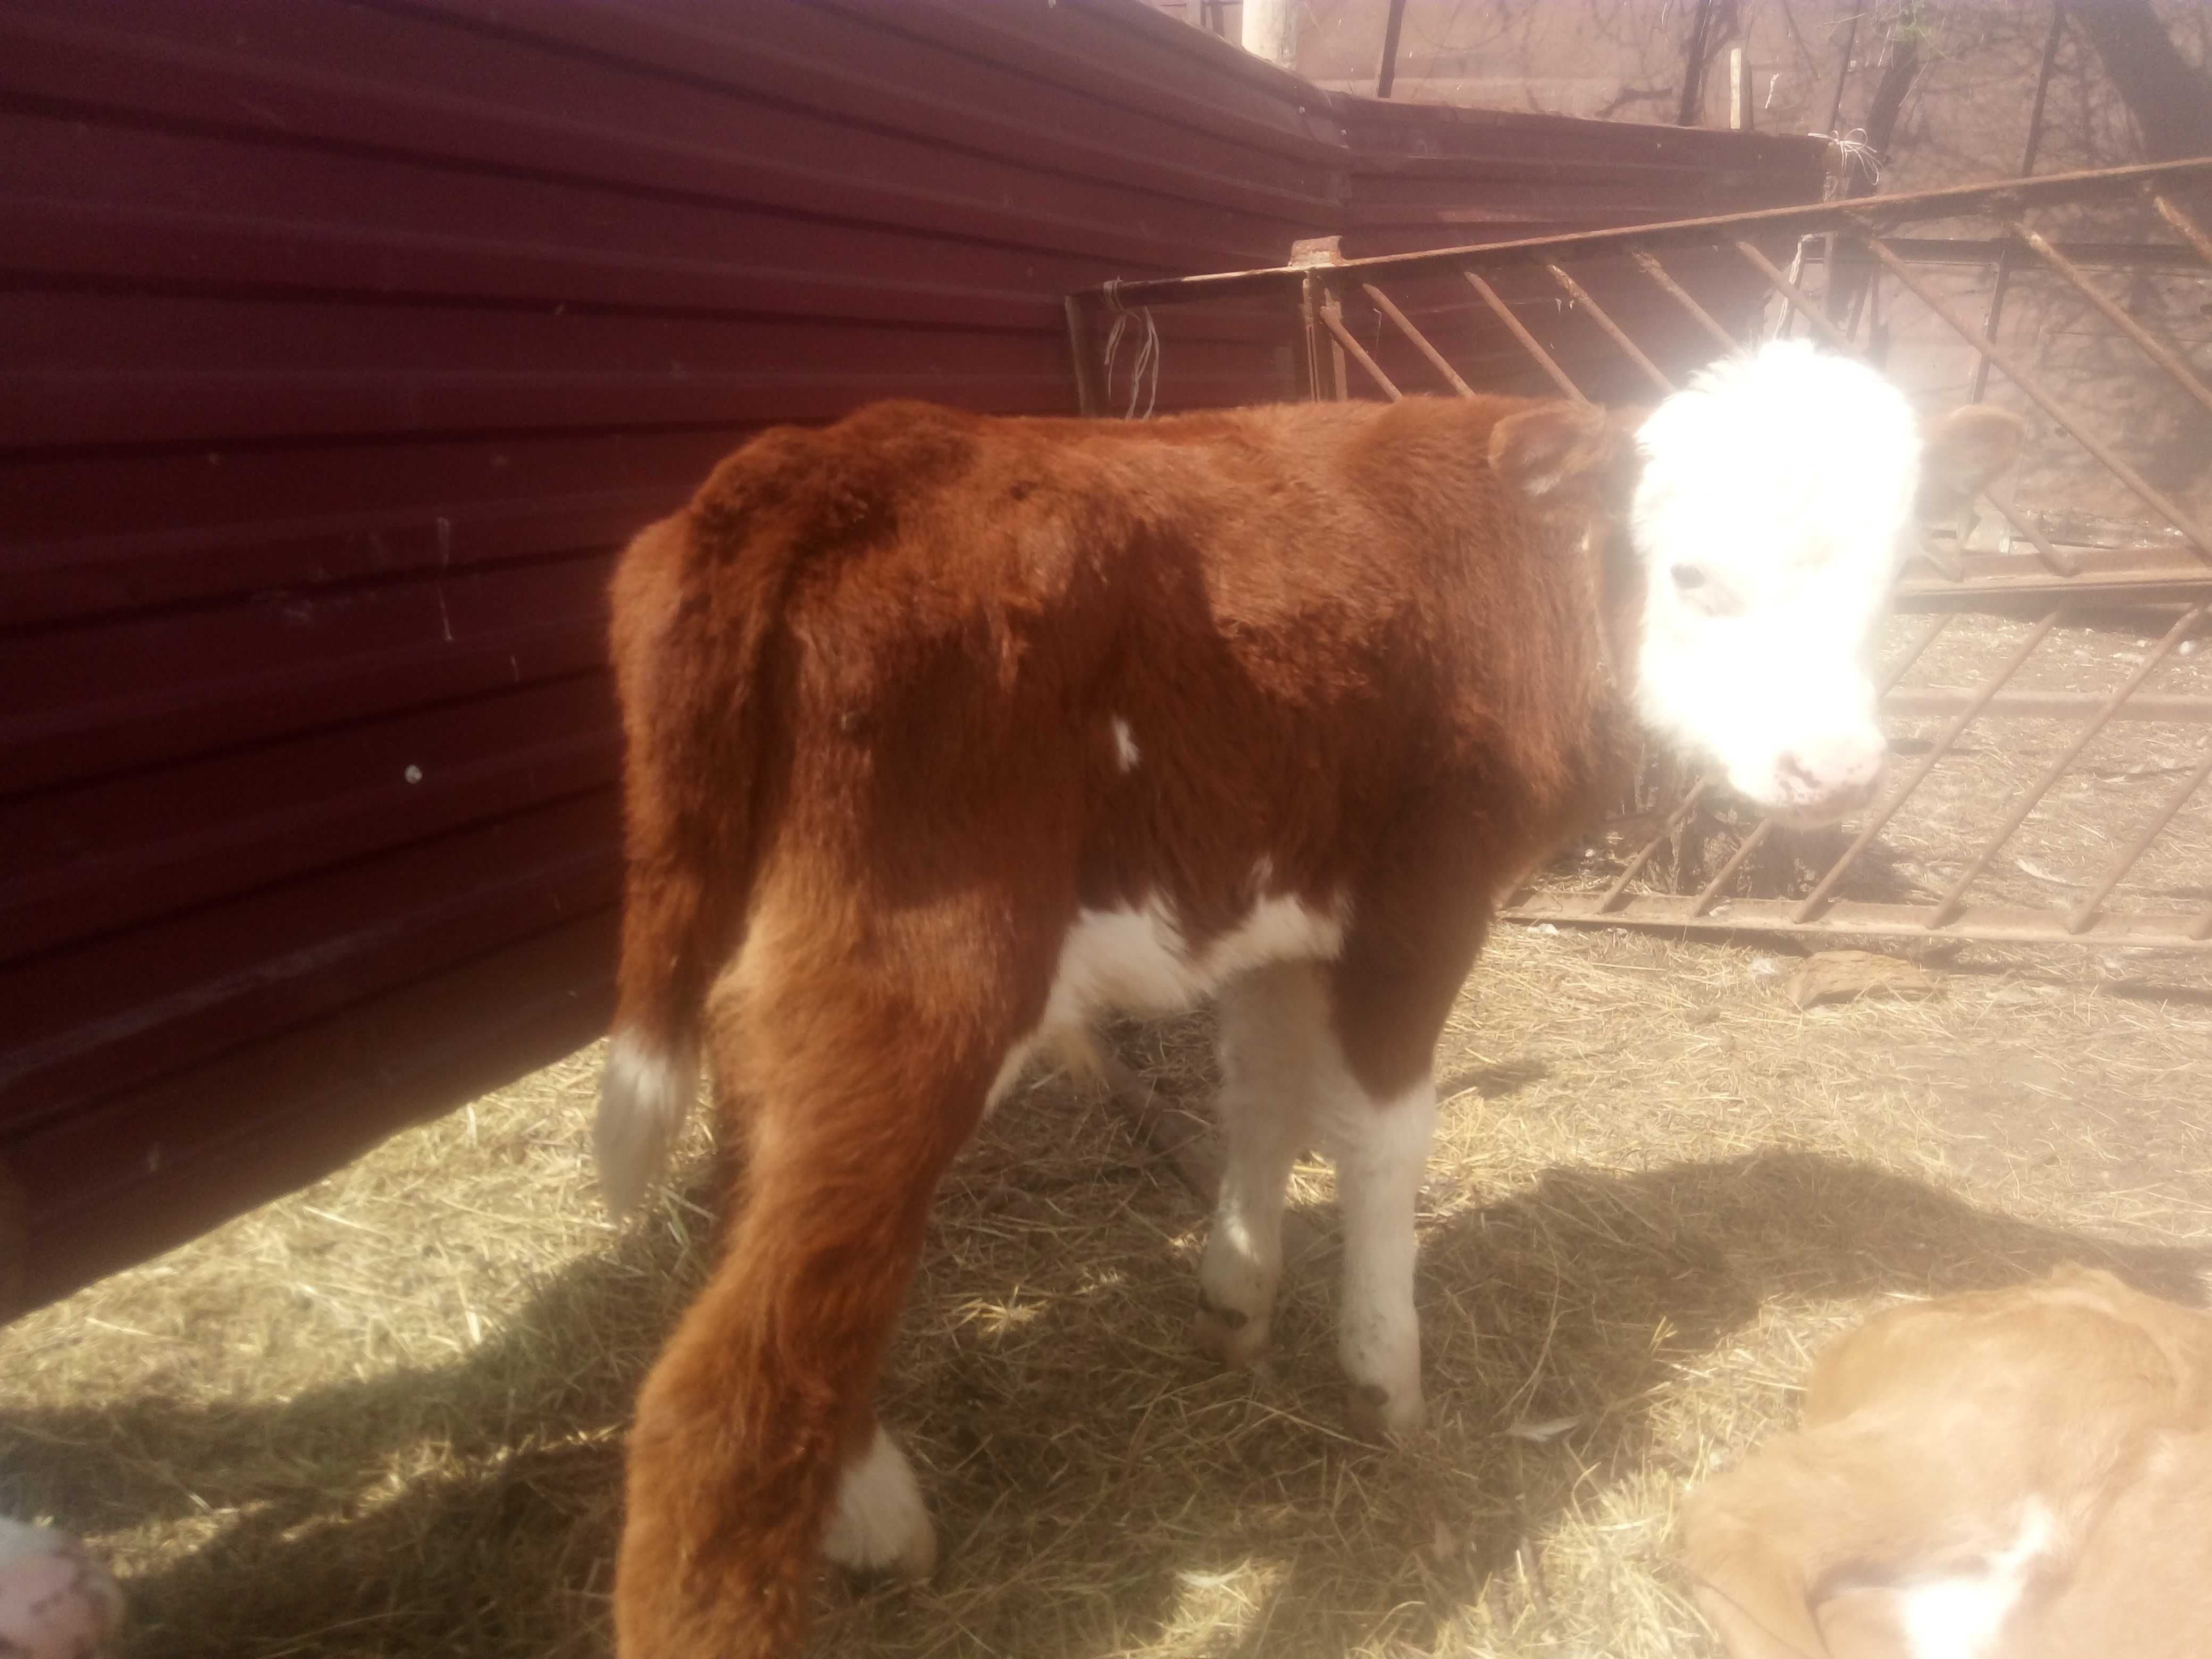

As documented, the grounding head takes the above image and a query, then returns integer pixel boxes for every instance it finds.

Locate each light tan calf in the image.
[1683,1265,2212,1658]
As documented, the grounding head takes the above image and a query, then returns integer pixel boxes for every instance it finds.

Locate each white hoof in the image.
[823,1426,937,1580]
[1192,1295,1272,1368]
[1345,1377,1426,1441]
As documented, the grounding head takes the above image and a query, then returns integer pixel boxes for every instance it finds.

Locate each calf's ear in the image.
[1488,403,1640,513]
[1916,405,2026,520]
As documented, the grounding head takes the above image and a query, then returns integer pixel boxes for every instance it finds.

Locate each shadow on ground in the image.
[5,1120,2205,1658]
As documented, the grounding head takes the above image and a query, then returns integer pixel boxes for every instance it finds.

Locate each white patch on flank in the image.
[1110,715,1141,771]
[1037,891,1346,1032]
[823,1423,937,1579]
[985,885,1344,1126]
[1629,340,1917,823]
[594,1030,697,1220]
[1896,1501,2056,1659]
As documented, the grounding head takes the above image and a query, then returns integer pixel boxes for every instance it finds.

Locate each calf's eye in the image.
[1670,563,1706,591]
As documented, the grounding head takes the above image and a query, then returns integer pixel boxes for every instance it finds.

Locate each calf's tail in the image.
[595,502,779,1220]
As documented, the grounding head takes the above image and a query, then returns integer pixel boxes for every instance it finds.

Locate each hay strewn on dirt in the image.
[5,916,2209,1658]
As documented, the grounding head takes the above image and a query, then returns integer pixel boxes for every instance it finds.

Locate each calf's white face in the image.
[1627,342,2018,825]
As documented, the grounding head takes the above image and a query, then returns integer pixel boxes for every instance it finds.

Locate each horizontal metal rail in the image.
[1071,157,2212,309]
[1884,689,2212,724]
[1506,892,2212,949]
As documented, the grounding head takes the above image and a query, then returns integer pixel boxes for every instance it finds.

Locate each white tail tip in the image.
[595,1032,695,1221]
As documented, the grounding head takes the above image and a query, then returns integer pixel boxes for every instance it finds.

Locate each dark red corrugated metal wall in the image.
[0,0,1822,1314]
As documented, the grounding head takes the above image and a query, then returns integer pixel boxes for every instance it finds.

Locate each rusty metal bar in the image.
[1968,3,2064,405]
[1687,819,1778,916]
[2004,219,2212,419]
[1735,239,1856,352]
[1862,236,2212,563]
[2067,744,2212,935]
[1595,779,1715,912]
[1631,251,1742,352]
[1317,297,1403,400]
[1545,263,1675,393]
[1319,286,1350,401]
[1791,607,2069,924]
[1817,237,2210,270]
[1975,483,2083,581]
[1504,891,2212,949]
[1736,239,2080,577]
[1879,610,1960,698]
[2146,189,2212,268]
[1684,614,1960,917]
[1891,558,2206,607]
[1079,158,2212,311]
[1887,688,2212,723]
[1923,604,2207,928]
[1461,271,1589,403]
[1362,283,1474,397]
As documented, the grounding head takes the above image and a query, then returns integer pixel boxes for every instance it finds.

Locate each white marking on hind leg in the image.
[1196,964,1323,1365]
[823,1423,937,1579]
[1321,1069,1434,1439]
[595,1030,696,1220]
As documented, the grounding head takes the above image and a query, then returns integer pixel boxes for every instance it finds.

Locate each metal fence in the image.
[1066,156,2212,949]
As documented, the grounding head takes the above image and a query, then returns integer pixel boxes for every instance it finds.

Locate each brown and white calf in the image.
[595,341,2022,1657]
[1682,1266,2212,1658]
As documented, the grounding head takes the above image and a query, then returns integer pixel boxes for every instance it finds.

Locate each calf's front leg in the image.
[1324,1071,1434,1439]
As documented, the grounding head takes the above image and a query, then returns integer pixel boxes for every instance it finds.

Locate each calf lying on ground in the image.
[1682,1266,2212,1658]
[596,340,2023,1658]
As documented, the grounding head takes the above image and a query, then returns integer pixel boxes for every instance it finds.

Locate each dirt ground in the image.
[4,899,2208,1657]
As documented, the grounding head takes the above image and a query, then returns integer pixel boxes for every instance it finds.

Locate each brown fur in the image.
[1681,1266,2212,1658]
[604,392,1646,1657]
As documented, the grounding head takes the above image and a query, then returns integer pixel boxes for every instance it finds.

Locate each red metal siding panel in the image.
[0,0,1821,1313]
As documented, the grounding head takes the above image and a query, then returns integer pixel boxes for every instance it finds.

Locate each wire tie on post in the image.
[1100,279,1161,422]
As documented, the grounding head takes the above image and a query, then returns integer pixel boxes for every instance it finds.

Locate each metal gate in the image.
[1065,156,2212,949]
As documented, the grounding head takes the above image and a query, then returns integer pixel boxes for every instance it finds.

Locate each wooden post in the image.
[1063,295,1103,416]
[1291,238,1347,402]
[1376,0,1409,98]
[1318,288,1350,400]
[1730,46,1752,130]
[1677,0,1718,125]
[1241,0,1297,71]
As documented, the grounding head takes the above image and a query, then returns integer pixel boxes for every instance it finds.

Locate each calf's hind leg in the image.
[1196,962,1328,1365]
[613,966,1006,1659]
